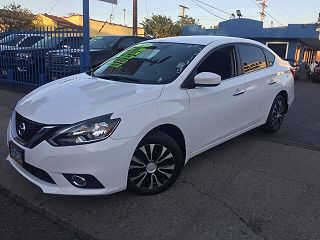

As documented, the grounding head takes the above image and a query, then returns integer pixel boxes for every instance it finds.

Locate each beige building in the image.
[36,13,144,37]
[64,14,144,37]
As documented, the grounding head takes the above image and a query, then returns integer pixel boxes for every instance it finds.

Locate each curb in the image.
[0,184,96,240]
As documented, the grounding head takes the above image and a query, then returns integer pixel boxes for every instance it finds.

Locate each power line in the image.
[248,0,284,26]
[191,0,232,16]
[97,0,122,34]
[190,0,228,21]
[267,0,292,23]
[48,0,60,14]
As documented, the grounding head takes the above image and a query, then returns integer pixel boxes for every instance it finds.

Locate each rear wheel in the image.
[261,95,286,133]
[127,132,183,195]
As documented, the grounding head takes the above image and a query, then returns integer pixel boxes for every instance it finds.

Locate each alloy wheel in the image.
[128,144,176,190]
[271,99,285,130]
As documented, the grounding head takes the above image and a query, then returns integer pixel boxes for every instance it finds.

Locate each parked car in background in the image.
[313,64,320,82]
[0,34,46,79]
[46,35,151,79]
[12,35,83,81]
[0,33,45,51]
[7,36,294,196]
[307,61,320,82]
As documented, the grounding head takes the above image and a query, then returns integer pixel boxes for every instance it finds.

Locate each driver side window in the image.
[197,45,238,80]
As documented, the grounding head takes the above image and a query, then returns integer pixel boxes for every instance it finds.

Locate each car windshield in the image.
[0,34,25,46]
[82,36,120,49]
[93,42,204,84]
[32,36,63,48]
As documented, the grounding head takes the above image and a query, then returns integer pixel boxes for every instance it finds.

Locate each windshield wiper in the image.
[96,74,141,83]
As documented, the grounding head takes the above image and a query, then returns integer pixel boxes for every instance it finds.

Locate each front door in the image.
[187,45,247,153]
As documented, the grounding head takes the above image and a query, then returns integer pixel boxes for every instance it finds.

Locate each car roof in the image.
[8,33,45,37]
[94,35,133,38]
[145,35,262,46]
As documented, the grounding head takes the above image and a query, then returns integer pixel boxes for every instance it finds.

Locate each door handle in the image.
[269,78,277,85]
[233,89,245,96]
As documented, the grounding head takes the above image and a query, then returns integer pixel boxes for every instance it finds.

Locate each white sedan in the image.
[7,36,294,195]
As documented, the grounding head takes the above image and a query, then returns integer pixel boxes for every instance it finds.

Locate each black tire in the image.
[127,131,184,195]
[260,95,286,133]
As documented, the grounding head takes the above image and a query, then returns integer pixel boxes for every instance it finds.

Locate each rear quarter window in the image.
[238,44,267,74]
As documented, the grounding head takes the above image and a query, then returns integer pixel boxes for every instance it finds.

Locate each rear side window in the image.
[238,44,267,74]
[262,49,275,67]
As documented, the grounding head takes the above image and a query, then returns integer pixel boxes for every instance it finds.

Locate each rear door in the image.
[187,44,247,152]
[238,44,277,127]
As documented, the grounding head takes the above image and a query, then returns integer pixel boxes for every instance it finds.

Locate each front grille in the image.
[46,53,72,71]
[23,162,55,184]
[15,112,45,143]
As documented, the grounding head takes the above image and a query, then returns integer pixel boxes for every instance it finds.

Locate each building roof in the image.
[42,13,82,29]
[183,18,320,50]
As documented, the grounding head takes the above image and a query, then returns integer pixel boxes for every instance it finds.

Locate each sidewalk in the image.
[1,82,320,240]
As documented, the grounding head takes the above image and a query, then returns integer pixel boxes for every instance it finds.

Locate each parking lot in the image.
[0,77,320,240]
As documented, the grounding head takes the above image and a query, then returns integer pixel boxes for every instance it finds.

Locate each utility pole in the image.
[256,0,267,22]
[316,12,320,32]
[133,0,137,35]
[179,5,189,18]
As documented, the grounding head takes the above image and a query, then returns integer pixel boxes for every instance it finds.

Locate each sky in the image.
[0,0,319,28]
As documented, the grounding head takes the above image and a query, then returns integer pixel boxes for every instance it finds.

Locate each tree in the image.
[0,3,39,31]
[142,14,199,38]
[176,15,199,27]
[141,14,181,38]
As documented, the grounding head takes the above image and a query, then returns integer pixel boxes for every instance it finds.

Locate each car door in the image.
[187,44,247,152]
[238,44,277,127]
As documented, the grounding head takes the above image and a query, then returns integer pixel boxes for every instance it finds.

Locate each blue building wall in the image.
[183,18,320,64]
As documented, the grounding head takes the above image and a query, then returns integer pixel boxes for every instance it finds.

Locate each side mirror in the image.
[194,72,222,87]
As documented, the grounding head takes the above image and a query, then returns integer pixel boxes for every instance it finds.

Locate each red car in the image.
[285,59,300,80]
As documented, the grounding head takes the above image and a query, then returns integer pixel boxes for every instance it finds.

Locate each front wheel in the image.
[260,95,286,133]
[127,132,183,195]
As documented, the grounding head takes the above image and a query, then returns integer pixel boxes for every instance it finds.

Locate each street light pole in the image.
[123,9,126,25]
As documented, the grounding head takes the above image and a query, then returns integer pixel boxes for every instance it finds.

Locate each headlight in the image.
[48,115,120,146]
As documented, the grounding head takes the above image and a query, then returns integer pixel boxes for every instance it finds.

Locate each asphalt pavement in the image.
[0,189,81,240]
[0,78,320,240]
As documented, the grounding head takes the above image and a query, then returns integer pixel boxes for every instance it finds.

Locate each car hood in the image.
[15,73,164,124]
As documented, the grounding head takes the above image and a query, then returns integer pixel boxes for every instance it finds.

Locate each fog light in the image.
[71,175,86,187]
[63,173,105,189]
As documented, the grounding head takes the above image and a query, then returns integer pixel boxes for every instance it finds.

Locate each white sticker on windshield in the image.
[138,49,160,59]
[176,62,186,73]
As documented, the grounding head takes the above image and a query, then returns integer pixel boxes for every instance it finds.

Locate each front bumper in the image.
[6,121,138,195]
